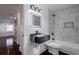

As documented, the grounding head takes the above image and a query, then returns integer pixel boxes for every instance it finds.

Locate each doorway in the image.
[0,4,22,55]
[49,9,55,39]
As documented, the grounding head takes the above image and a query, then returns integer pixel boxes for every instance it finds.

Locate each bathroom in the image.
[0,4,79,55]
[18,4,79,55]
[1,1,79,59]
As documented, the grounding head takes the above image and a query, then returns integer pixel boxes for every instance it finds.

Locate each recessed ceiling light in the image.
[14,17,17,20]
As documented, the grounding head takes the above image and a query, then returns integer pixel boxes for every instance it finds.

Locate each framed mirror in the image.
[30,10,41,28]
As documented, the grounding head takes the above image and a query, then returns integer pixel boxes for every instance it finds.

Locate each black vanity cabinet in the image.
[30,34,50,44]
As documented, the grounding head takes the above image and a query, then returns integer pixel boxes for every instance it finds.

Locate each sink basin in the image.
[30,34,50,44]
[35,35,46,37]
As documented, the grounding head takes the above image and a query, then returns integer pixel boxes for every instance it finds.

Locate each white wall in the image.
[20,4,50,55]
[49,9,55,37]
[18,5,25,53]
[55,5,79,44]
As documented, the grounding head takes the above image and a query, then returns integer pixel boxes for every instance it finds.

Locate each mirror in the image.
[32,15,41,26]
[30,10,41,28]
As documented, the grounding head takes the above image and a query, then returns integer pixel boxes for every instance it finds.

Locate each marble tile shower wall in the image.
[55,5,79,44]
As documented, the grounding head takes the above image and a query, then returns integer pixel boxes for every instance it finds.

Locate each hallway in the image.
[0,4,22,55]
[0,40,21,55]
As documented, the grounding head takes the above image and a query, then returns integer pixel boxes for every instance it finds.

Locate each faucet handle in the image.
[51,32,54,35]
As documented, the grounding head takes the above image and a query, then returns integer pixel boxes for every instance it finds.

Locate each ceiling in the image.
[0,4,77,21]
[0,4,21,20]
[0,4,77,13]
[47,4,77,12]
[0,4,20,12]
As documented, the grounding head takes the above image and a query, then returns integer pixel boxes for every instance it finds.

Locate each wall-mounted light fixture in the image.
[30,4,35,10]
[30,4,41,13]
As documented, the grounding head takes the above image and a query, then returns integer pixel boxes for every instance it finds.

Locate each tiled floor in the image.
[40,49,53,55]
[40,49,68,55]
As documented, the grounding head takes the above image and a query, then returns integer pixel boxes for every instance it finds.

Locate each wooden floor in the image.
[0,35,22,55]
[0,43,22,55]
